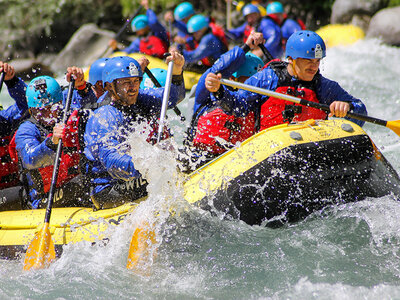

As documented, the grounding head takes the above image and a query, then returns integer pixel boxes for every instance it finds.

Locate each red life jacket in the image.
[259,61,327,131]
[0,136,19,189]
[9,113,81,195]
[243,24,254,44]
[193,108,255,154]
[139,35,169,59]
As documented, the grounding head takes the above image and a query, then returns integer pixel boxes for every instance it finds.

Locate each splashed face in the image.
[114,77,141,106]
[31,103,61,126]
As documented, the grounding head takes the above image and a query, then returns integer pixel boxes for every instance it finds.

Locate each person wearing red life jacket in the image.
[266,1,304,50]
[176,32,265,172]
[0,62,29,194]
[170,14,228,73]
[205,30,367,131]
[83,52,185,209]
[13,70,93,210]
[109,0,169,59]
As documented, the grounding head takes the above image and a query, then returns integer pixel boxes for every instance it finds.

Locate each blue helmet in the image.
[174,2,195,21]
[285,30,326,59]
[102,56,143,87]
[232,53,264,78]
[140,68,167,89]
[131,15,148,32]
[88,58,109,85]
[26,76,62,108]
[242,4,260,17]
[266,2,284,15]
[187,15,209,33]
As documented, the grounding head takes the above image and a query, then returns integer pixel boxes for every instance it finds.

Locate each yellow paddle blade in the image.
[386,120,400,137]
[126,224,157,272]
[23,222,56,271]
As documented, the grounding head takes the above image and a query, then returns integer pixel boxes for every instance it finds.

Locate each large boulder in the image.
[50,23,115,73]
[331,0,387,24]
[366,6,400,46]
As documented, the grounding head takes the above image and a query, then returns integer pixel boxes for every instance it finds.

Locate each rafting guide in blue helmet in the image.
[205,30,367,131]
[84,51,186,209]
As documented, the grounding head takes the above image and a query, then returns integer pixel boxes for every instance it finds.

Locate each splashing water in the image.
[1,38,400,299]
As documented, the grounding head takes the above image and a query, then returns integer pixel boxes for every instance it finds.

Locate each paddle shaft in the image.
[219,78,388,127]
[0,72,5,93]
[259,44,274,63]
[144,67,185,121]
[157,61,174,143]
[99,6,142,58]
[43,79,74,223]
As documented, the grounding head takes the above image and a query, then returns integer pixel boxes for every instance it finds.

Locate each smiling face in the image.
[288,57,321,81]
[112,77,141,106]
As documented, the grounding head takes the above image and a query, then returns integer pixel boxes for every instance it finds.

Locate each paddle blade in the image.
[23,222,56,271]
[386,120,400,136]
[126,224,157,272]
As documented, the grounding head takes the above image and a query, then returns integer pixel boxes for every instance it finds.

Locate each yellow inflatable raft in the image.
[316,24,365,48]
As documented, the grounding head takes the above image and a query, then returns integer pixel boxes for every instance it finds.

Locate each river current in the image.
[1,38,400,299]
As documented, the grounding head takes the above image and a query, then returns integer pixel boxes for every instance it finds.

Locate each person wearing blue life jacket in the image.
[205,30,367,131]
[266,1,304,50]
[228,4,283,59]
[177,31,265,172]
[171,14,228,73]
[109,0,169,59]
[13,72,93,210]
[83,51,185,209]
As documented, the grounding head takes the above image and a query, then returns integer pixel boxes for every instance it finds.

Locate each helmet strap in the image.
[292,59,299,79]
[109,82,121,103]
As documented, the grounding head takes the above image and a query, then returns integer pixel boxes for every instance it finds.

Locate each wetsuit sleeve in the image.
[138,77,185,111]
[260,19,282,59]
[86,107,140,181]
[123,38,141,54]
[62,88,97,110]
[147,9,169,43]
[194,46,246,114]
[318,76,368,127]
[173,20,189,36]
[15,121,56,170]
[213,67,278,117]
[182,34,221,63]
[227,23,247,41]
[5,76,28,115]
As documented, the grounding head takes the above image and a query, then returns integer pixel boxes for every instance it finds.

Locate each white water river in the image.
[1,38,400,299]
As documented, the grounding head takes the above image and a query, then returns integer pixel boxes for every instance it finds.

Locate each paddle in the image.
[219,78,400,136]
[99,5,143,58]
[0,71,5,93]
[23,79,75,271]
[126,58,175,270]
[144,67,185,121]
[259,44,274,63]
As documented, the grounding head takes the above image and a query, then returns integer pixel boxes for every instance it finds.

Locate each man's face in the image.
[31,103,61,126]
[292,58,321,81]
[246,12,260,26]
[114,77,141,106]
